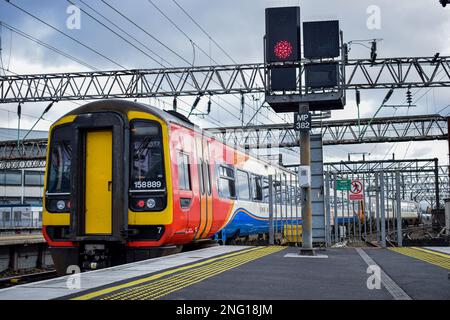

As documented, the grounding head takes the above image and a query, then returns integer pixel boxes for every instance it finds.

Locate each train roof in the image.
[66,99,197,130]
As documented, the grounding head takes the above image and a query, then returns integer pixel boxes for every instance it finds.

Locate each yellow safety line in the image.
[411,247,450,258]
[101,246,285,300]
[71,246,267,300]
[389,247,450,270]
[107,247,284,300]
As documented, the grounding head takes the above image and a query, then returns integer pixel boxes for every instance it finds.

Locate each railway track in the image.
[0,269,57,289]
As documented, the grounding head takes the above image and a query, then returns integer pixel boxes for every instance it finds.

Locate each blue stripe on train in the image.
[213,208,358,242]
[214,208,302,242]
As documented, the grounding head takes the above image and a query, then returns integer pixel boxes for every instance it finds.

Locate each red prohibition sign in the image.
[350,180,363,194]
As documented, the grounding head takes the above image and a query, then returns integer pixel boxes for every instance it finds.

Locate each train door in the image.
[200,139,213,238]
[84,130,113,235]
[195,136,207,240]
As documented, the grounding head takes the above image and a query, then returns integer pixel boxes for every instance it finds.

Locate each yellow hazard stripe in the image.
[389,247,450,270]
[71,246,268,300]
[410,247,450,258]
[101,246,285,300]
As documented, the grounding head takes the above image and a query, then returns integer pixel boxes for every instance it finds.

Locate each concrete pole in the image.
[379,172,387,248]
[299,104,313,254]
[268,175,274,245]
[395,171,402,247]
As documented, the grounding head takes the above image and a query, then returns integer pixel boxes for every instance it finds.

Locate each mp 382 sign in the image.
[294,112,312,132]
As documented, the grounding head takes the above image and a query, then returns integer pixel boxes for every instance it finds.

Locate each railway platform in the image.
[0,245,448,300]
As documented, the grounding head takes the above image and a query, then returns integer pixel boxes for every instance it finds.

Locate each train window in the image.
[2,211,10,222]
[130,120,165,191]
[47,125,72,194]
[218,165,236,199]
[198,160,205,195]
[177,152,191,191]
[237,170,251,201]
[204,162,212,195]
[252,175,263,202]
[262,178,269,203]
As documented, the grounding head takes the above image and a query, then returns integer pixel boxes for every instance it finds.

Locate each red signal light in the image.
[274,40,293,60]
[137,200,145,208]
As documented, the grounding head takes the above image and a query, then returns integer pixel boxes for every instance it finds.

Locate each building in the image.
[0,128,48,207]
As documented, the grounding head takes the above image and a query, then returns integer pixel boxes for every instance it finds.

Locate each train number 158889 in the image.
[134,181,162,189]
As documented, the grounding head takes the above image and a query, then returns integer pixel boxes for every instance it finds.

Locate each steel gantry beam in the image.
[1,56,450,103]
[205,114,448,148]
[0,139,47,169]
[0,114,447,169]
[323,159,449,207]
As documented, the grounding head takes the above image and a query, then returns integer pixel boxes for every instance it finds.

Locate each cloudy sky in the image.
[0,0,449,165]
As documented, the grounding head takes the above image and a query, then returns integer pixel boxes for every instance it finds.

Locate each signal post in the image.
[265,6,345,254]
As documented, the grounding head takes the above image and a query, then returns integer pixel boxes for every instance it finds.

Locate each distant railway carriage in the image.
[0,204,42,229]
[43,100,299,274]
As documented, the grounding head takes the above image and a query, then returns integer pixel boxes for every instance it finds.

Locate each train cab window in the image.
[218,165,236,199]
[251,175,263,202]
[177,152,191,191]
[237,170,251,201]
[47,125,72,194]
[130,120,165,191]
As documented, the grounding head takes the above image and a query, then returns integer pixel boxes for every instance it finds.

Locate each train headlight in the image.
[56,200,66,210]
[146,198,156,209]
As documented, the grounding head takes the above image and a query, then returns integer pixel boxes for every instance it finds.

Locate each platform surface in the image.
[425,246,450,255]
[0,234,45,246]
[0,245,448,300]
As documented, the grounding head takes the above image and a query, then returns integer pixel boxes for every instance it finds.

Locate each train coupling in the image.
[81,244,110,271]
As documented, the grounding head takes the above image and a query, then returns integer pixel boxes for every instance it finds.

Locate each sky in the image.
[0,0,449,166]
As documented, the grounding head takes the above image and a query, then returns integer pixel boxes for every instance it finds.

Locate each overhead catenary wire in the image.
[3,0,226,128]
[94,0,245,124]
[145,0,289,125]
[0,21,98,70]
[3,0,126,69]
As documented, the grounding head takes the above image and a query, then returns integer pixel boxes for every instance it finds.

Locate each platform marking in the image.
[71,246,284,300]
[100,246,285,300]
[389,247,450,270]
[355,248,412,300]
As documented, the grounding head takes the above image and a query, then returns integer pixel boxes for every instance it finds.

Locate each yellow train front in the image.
[43,100,186,274]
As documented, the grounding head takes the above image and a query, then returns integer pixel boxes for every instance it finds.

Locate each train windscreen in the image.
[47,125,72,194]
[130,120,165,191]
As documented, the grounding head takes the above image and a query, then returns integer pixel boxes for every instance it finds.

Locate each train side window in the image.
[252,175,263,202]
[237,170,251,201]
[177,152,191,191]
[218,165,236,199]
[204,162,212,195]
[262,178,269,203]
[198,160,205,195]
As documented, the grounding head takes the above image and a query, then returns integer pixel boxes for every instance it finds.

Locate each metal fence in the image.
[0,218,42,229]
[268,172,303,246]
[324,171,410,247]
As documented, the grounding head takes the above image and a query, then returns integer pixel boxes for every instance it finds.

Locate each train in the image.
[0,204,43,229]
[42,100,299,274]
[331,198,421,227]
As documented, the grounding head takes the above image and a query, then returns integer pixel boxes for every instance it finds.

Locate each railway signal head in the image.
[265,7,301,63]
